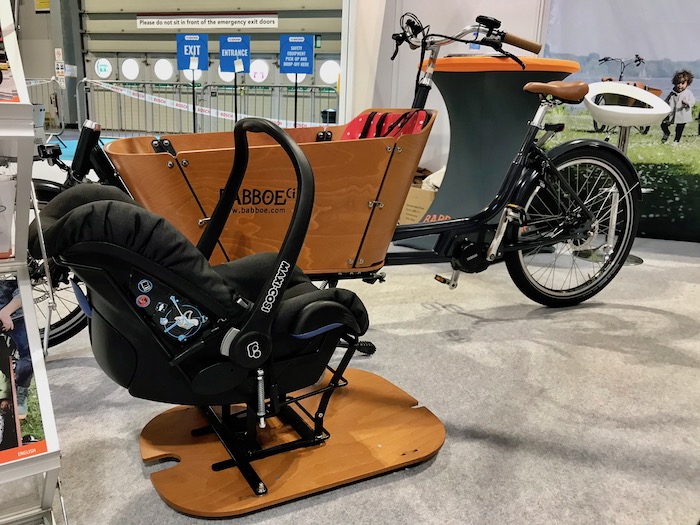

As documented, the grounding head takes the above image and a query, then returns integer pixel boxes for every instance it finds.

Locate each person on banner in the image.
[0,278,31,419]
[0,357,19,450]
[661,70,696,144]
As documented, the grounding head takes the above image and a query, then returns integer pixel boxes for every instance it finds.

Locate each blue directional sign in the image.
[176,34,209,71]
[279,34,314,75]
[220,35,250,73]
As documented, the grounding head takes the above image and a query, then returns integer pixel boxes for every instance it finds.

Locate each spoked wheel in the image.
[504,147,639,307]
[28,256,87,347]
[31,185,88,347]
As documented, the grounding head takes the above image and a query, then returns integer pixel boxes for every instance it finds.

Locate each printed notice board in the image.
[279,34,313,75]
[176,34,209,71]
[220,35,250,73]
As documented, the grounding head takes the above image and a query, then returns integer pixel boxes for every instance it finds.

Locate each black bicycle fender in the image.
[513,139,642,204]
[32,178,64,198]
[547,139,642,200]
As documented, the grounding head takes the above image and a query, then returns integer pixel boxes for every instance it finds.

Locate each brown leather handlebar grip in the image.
[503,32,542,54]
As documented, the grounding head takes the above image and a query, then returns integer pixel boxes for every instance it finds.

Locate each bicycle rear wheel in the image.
[32,184,88,346]
[504,146,639,307]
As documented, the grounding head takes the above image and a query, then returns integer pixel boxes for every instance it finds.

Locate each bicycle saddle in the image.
[523,80,589,104]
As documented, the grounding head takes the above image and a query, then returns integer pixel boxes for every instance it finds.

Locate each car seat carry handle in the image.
[198,117,315,369]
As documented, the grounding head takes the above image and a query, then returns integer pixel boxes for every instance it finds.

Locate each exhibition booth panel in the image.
[418,57,580,221]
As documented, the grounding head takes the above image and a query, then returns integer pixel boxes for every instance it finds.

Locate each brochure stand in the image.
[0,2,62,523]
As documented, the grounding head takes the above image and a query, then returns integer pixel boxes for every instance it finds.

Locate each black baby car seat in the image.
[28,118,369,495]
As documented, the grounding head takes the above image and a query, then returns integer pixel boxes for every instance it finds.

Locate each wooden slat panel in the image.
[177,138,394,273]
[356,110,437,269]
[83,16,342,34]
[104,137,229,265]
[83,35,341,54]
[82,0,341,14]
[105,125,397,274]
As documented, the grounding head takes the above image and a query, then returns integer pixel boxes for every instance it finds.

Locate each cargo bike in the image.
[33,13,643,345]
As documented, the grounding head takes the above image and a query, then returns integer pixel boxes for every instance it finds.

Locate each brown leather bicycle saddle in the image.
[523,80,589,104]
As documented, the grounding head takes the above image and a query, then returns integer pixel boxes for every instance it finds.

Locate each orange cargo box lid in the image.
[424,56,580,73]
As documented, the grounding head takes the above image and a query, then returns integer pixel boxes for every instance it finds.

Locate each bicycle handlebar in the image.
[395,14,542,56]
[502,32,542,54]
[598,55,646,65]
[394,13,543,108]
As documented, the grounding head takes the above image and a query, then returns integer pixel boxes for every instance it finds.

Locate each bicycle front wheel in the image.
[504,146,640,307]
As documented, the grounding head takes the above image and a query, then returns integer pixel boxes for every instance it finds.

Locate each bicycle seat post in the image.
[530,99,555,130]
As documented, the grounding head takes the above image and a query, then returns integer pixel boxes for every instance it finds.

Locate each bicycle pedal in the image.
[434,274,449,285]
[434,270,460,289]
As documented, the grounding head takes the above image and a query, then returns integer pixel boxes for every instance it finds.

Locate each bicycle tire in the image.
[31,184,88,346]
[504,146,639,307]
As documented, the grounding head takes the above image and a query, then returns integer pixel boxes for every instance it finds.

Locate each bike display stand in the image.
[0,2,63,522]
[140,368,445,518]
[402,56,579,249]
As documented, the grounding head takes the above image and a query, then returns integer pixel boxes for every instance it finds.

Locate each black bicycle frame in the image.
[62,107,597,278]
[386,120,543,266]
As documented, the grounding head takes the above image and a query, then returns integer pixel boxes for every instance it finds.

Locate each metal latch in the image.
[368,201,384,209]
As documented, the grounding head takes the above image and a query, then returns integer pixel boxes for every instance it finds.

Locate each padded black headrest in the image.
[31,184,137,237]
[29,184,242,315]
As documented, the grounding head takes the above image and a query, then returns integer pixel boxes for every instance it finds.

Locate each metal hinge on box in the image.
[368,200,384,209]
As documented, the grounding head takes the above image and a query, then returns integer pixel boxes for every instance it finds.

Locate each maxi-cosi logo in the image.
[261,260,290,313]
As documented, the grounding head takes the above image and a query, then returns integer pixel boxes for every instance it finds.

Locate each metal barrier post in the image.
[71,80,339,135]
[26,78,67,144]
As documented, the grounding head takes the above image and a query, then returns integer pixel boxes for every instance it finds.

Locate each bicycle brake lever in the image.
[504,51,526,70]
[390,42,400,60]
[390,32,405,60]
[481,37,526,70]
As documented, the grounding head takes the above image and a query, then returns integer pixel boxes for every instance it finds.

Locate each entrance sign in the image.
[220,35,250,73]
[279,35,314,75]
[177,34,208,71]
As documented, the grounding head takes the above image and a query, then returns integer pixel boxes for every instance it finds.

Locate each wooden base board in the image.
[140,368,445,518]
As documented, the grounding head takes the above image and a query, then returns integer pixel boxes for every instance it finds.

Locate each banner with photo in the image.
[0,271,48,463]
[0,173,13,259]
[544,0,700,242]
